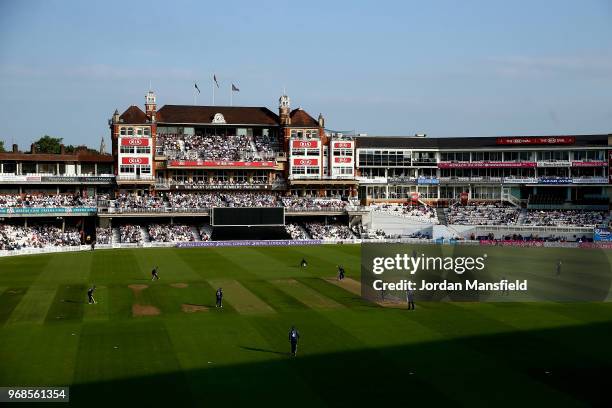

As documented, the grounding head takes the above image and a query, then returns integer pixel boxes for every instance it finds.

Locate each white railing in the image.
[2,236,609,257]
[116,175,155,181]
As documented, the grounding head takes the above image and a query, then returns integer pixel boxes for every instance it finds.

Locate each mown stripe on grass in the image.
[70,320,191,405]
[271,279,343,309]
[301,277,367,308]
[323,277,361,296]
[208,279,275,314]
[45,284,86,324]
[38,251,93,285]
[82,285,110,321]
[242,279,307,311]
[7,286,57,325]
[133,248,203,282]
[0,287,28,325]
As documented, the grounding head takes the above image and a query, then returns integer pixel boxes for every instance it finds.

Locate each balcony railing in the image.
[0,173,115,183]
[116,175,155,181]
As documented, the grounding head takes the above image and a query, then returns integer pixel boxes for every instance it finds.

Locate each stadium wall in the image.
[2,238,611,258]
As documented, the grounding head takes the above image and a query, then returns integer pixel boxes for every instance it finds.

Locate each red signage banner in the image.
[333,142,353,148]
[293,158,319,166]
[168,160,275,168]
[120,137,150,146]
[121,157,149,165]
[571,161,608,167]
[496,136,575,145]
[438,161,536,169]
[334,157,352,163]
[292,140,319,149]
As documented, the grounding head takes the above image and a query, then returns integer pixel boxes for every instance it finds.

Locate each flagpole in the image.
[230,85,233,106]
[212,75,215,106]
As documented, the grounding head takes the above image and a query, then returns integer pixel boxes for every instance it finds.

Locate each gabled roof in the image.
[119,106,149,124]
[289,108,319,127]
[156,105,279,125]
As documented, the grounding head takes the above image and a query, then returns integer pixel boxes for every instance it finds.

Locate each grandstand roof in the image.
[356,134,611,149]
[156,105,279,126]
[119,105,149,124]
[289,108,319,127]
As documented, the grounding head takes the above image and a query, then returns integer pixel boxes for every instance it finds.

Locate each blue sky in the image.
[0,0,611,148]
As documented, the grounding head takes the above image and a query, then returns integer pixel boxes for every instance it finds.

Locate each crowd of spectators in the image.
[304,222,355,240]
[285,223,309,240]
[166,177,271,187]
[446,202,520,225]
[0,224,81,250]
[148,224,194,242]
[476,232,592,243]
[167,192,223,209]
[221,192,280,207]
[371,203,439,224]
[0,194,96,208]
[282,196,347,211]
[199,226,211,241]
[106,193,356,211]
[95,227,112,244]
[114,194,165,210]
[253,133,281,159]
[120,225,143,243]
[522,210,606,228]
[158,133,262,161]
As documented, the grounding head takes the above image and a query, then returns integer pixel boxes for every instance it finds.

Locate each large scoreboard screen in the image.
[211,207,285,226]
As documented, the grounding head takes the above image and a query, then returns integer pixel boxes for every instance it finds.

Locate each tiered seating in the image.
[114,194,165,210]
[0,194,96,207]
[167,192,223,209]
[446,202,520,225]
[0,224,81,250]
[282,196,347,211]
[522,210,606,227]
[147,224,194,242]
[370,203,439,224]
[285,223,308,240]
[199,225,212,241]
[304,222,355,240]
[253,133,281,159]
[166,192,279,209]
[119,225,143,243]
[95,227,111,244]
[528,194,564,206]
[158,133,271,161]
[221,192,279,207]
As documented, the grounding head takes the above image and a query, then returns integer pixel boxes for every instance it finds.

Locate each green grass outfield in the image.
[0,244,611,407]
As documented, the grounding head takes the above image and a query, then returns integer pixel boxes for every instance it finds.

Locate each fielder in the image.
[288,326,300,356]
[87,285,96,304]
[337,265,345,281]
[216,287,223,308]
[151,266,160,281]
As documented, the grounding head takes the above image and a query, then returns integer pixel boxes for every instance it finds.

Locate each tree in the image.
[65,144,100,155]
[33,135,63,154]
[0,140,5,153]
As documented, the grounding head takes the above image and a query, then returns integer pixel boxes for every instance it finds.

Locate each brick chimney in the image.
[60,144,65,155]
[12,144,18,153]
[30,143,36,154]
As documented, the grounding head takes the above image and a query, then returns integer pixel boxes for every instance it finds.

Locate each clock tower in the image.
[279,93,291,126]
